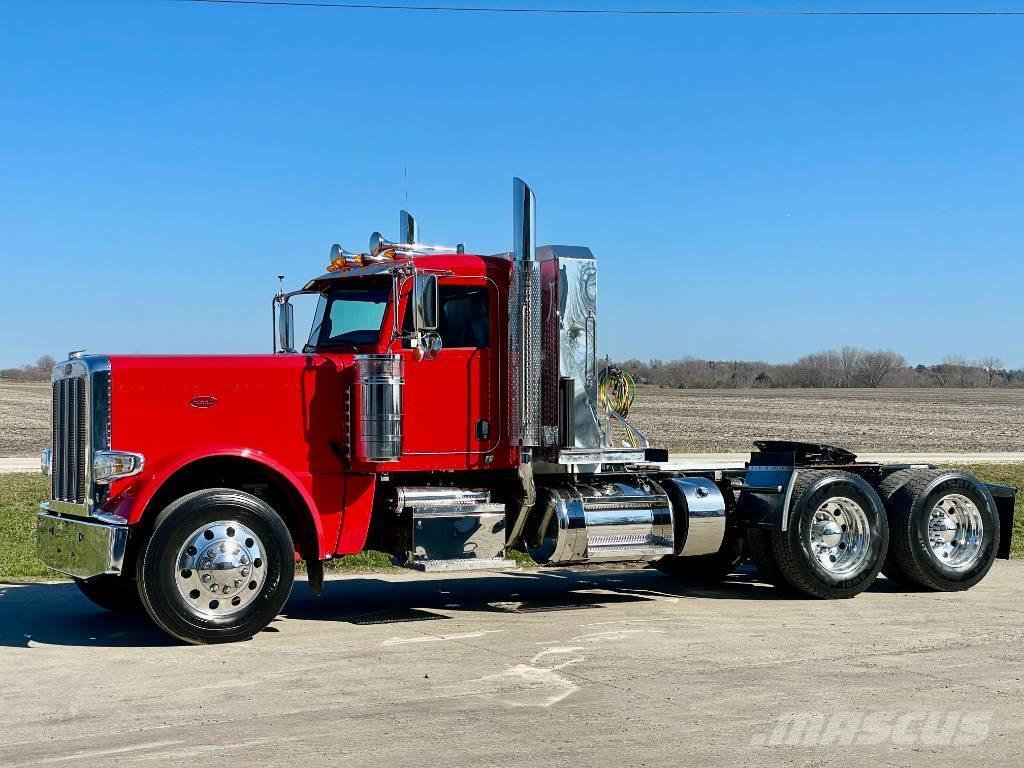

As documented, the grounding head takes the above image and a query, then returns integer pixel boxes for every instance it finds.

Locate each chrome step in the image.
[403,494,510,567]
[405,557,520,573]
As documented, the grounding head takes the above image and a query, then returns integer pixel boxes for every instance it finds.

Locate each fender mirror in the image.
[277,301,295,353]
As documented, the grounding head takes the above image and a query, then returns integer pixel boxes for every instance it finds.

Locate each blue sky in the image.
[2,0,1022,368]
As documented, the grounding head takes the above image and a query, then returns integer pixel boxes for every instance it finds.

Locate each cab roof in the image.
[303,252,511,293]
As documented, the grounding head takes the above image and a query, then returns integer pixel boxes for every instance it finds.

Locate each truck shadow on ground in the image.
[282,565,787,628]
[0,567,910,649]
[0,582,176,649]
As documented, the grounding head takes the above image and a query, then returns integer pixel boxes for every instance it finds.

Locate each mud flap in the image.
[307,558,324,596]
[987,483,1017,560]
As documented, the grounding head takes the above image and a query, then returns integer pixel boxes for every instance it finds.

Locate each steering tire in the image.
[137,488,295,645]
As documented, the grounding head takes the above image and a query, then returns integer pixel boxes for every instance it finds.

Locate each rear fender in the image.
[733,466,800,531]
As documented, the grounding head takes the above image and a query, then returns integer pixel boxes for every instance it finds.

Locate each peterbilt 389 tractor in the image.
[37,178,1016,644]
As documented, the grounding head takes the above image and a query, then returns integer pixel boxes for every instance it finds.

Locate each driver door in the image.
[397,276,499,463]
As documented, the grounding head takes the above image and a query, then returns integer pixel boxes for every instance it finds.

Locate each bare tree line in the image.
[617,348,1023,389]
[2,350,1019,390]
[0,356,56,383]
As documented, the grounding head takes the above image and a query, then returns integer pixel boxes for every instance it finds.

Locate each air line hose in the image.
[598,366,642,448]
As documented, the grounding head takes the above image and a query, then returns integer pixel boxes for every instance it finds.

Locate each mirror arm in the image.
[390,271,400,343]
[411,264,422,337]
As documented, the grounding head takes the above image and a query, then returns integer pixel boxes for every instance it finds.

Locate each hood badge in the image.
[189,395,218,409]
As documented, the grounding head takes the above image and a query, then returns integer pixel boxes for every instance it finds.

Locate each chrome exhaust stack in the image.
[510,178,543,447]
[400,210,418,246]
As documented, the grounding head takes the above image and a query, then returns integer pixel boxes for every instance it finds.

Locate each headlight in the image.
[92,451,144,484]
[41,448,51,476]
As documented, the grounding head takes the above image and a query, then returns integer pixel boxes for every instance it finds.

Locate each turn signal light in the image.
[326,253,371,272]
[93,451,145,484]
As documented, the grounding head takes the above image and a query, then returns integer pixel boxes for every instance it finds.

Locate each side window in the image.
[403,283,490,348]
[439,285,490,348]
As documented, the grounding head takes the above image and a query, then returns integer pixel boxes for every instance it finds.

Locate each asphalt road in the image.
[2,562,1023,767]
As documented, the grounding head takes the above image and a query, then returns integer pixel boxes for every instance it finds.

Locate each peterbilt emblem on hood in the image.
[189,396,218,409]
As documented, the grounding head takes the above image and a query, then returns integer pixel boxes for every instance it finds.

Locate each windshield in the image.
[304,276,391,351]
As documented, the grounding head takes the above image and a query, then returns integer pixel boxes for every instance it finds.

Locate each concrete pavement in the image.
[0,458,39,474]
[1,562,1023,767]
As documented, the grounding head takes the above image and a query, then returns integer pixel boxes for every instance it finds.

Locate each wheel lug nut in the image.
[241,568,249,577]
[235,579,243,588]
[210,584,219,593]
[201,574,212,583]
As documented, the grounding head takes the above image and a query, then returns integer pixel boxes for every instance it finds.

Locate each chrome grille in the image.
[52,375,89,504]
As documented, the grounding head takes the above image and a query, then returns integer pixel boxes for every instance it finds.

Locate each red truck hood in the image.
[106,354,351,480]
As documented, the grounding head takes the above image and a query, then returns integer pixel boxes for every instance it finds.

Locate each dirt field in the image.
[3,381,1024,456]
[0,383,49,457]
[626,387,1024,453]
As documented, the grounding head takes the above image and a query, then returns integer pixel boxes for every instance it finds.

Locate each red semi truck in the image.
[37,178,1016,644]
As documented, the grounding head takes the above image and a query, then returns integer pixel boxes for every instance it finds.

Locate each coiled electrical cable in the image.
[598,366,642,447]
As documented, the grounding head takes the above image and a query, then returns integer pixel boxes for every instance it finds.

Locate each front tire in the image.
[137,488,295,645]
[75,574,142,613]
[769,470,889,599]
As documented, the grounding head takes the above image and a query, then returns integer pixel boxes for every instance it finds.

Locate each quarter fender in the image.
[105,446,328,557]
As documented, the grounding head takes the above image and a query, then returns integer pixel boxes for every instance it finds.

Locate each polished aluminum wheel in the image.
[927,494,985,571]
[175,521,267,617]
[807,497,873,576]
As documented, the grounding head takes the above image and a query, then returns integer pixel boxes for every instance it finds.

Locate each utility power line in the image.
[175,1,1024,16]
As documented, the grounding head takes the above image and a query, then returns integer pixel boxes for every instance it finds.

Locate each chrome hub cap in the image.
[808,497,872,576]
[928,494,984,571]
[176,521,267,617]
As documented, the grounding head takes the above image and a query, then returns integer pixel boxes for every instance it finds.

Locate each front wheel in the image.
[137,488,295,645]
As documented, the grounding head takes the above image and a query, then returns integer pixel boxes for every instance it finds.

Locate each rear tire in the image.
[875,469,926,588]
[770,470,888,599]
[137,488,295,645]
[74,575,142,613]
[880,470,998,592]
[747,528,790,589]
[655,531,745,581]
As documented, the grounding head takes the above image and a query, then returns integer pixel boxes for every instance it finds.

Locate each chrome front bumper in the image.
[37,507,128,579]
